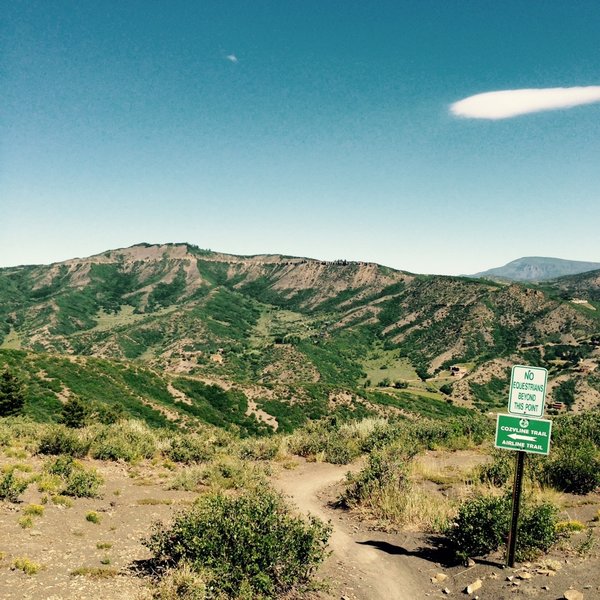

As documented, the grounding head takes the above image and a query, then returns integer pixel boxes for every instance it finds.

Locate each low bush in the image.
[447,493,559,562]
[542,442,600,494]
[64,466,103,498]
[238,437,280,461]
[0,470,29,502]
[169,458,267,493]
[86,511,101,524]
[146,486,331,598]
[166,434,213,464]
[338,443,416,524]
[288,417,373,465]
[478,451,513,487]
[38,425,90,458]
[90,420,158,462]
[44,456,103,498]
[410,414,492,450]
[13,557,42,575]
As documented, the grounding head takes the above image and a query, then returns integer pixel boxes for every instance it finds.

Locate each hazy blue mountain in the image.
[471,257,600,282]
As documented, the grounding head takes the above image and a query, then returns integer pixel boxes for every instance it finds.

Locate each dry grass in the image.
[70,566,119,578]
[137,498,173,506]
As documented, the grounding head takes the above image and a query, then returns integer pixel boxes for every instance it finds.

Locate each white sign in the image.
[508,365,548,417]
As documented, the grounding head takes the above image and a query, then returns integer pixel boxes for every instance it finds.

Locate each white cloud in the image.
[225,54,238,63]
[450,86,600,119]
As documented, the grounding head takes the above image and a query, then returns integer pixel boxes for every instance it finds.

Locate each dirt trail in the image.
[273,460,428,600]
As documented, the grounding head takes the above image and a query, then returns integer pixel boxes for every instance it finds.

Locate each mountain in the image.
[1,243,599,426]
[542,269,600,304]
[471,257,600,282]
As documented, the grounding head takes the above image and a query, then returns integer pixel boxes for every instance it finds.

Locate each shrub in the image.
[0,470,29,502]
[543,442,600,494]
[146,486,331,598]
[64,466,103,498]
[288,418,364,465]
[478,451,513,487]
[13,557,42,575]
[38,426,90,458]
[517,502,559,560]
[167,434,213,464]
[447,494,510,561]
[18,515,33,528]
[447,493,559,562]
[90,421,157,462]
[338,444,416,523]
[44,455,103,498]
[46,454,76,477]
[23,504,44,516]
[238,437,280,461]
[86,511,101,524]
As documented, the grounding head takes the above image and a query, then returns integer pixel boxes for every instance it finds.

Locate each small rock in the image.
[465,579,482,594]
[512,581,521,587]
[465,558,476,567]
[443,588,451,595]
[542,586,550,591]
[489,572,499,580]
[432,573,448,584]
[519,572,533,580]
[563,591,584,600]
[506,576,514,582]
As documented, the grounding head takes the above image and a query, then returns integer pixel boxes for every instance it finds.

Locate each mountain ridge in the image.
[470,256,600,282]
[1,243,599,427]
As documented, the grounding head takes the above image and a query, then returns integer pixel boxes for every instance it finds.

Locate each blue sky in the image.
[2,1,600,274]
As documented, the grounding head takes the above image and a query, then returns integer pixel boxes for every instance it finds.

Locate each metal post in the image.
[506,450,525,567]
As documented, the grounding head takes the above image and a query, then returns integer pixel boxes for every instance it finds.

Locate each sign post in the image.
[495,365,552,567]
[506,450,525,568]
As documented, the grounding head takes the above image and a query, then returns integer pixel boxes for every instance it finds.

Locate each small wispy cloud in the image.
[450,86,600,119]
[225,54,238,64]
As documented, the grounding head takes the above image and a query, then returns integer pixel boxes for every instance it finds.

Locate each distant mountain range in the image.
[1,243,599,428]
[471,257,600,282]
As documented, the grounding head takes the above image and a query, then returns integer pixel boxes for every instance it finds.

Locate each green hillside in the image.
[1,243,599,426]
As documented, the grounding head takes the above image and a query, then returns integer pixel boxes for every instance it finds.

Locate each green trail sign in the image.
[495,414,552,455]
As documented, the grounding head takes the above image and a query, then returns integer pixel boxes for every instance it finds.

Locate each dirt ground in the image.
[0,457,197,600]
[273,457,600,600]
[1,452,599,600]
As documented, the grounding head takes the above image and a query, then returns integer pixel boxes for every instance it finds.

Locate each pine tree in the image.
[0,370,25,417]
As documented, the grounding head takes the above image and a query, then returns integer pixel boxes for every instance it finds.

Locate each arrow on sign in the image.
[508,433,536,442]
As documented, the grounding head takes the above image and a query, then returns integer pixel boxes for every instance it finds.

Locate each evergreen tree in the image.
[60,396,89,428]
[0,370,25,417]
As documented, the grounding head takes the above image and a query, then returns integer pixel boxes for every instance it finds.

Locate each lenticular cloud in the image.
[450,86,600,119]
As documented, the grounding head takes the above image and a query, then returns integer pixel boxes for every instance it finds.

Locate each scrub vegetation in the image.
[0,245,599,597]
